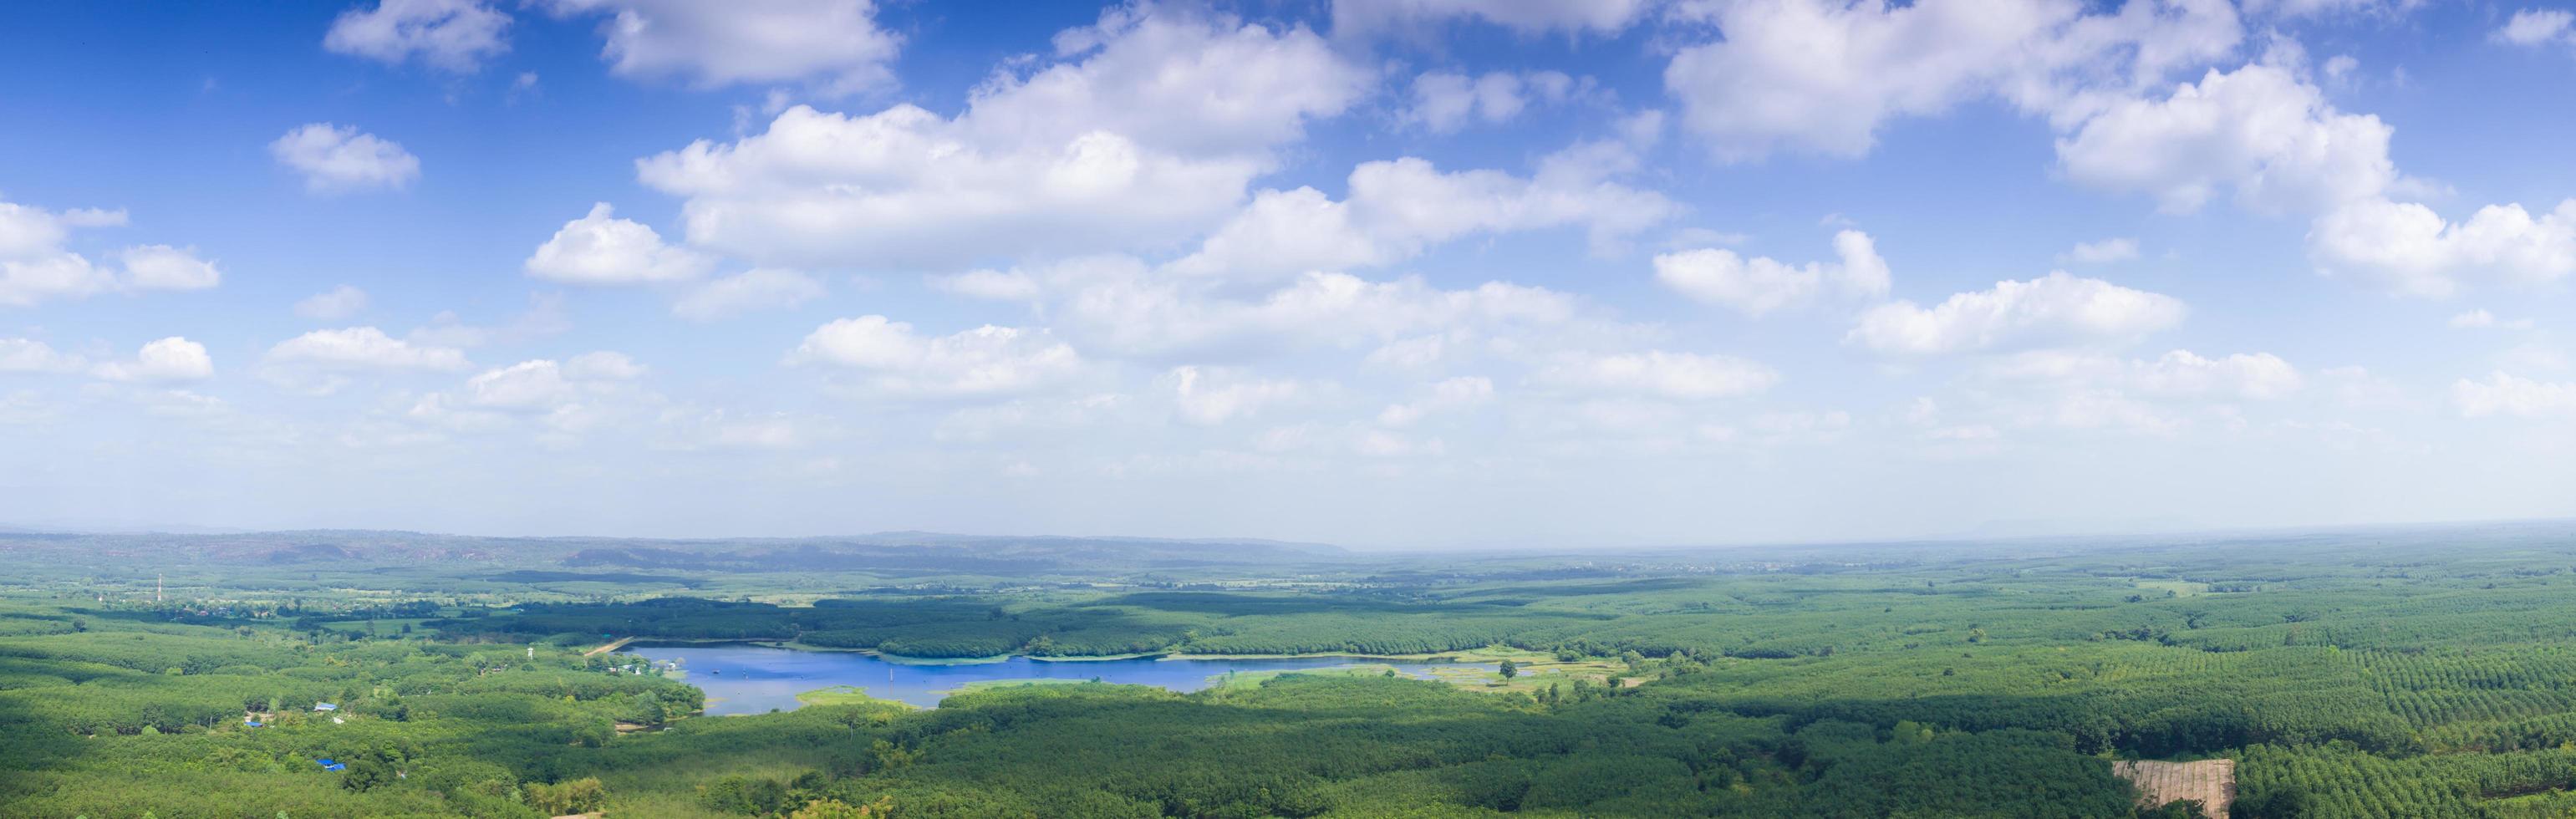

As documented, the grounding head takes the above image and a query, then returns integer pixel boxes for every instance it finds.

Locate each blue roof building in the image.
[313,702,338,711]
[317,759,345,771]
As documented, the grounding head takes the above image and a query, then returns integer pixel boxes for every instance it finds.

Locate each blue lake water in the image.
[618,643,1492,713]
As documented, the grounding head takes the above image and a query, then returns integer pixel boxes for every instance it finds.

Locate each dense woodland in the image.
[10,523,2576,816]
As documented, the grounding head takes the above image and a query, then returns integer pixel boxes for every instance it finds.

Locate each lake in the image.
[619,643,1496,713]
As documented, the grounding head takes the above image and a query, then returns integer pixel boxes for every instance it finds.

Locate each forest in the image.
[9,521,2576,816]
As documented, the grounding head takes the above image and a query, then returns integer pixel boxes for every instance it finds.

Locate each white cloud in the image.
[0,253,115,307]
[462,359,580,410]
[2052,62,2573,298]
[970,7,1372,158]
[2308,198,2576,298]
[2449,309,2536,331]
[0,200,123,258]
[1168,365,1306,425]
[1663,0,2243,160]
[524,202,714,285]
[792,316,1080,398]
[1377,375,1494,426]
[0,338,84,374]
[408,354,654,442]
[672,268,825,321]
[266,327,471,372]
[1045,265,1582,360]
[1654,229,1889,316]
[541,0,899,94]
[118,245,221,291]
[2130,349,2304,399]
[323,0,510,72]
[269,124,421,193]
[2244,0,2426,20]
[2495,8,2575,48]
[564,350,646,381]
[2059,64,2395,215]
[1168,139,1677,282]
[94,337,214,383]
[2455,372,2576,418]
[1,198,220,307]
[1403,70,1578,133]
[1966,348,2304,439]
[294,285,371,320]
[1533,350,1776,399]
[1849,271,2187,355]
[1333,0,1655,36]
[2060,237,2141,264]
[634,8,1367,270]
[644,104,1260,271]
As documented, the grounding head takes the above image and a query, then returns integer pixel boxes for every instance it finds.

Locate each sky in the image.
[3,0,2576,547]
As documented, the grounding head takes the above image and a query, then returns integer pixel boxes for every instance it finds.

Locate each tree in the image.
[1499,659,1519,679]
[792,796,894,818]
[342,759,394,792]
[525,777,607,816]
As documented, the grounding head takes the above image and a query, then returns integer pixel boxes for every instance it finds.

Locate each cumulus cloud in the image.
[524,202,714,285]
[1333,0,1655,36]
[1848,272,2187,355]
[2061,237,2141,264]
[1533,350,1777,399]
[1662,0,2243,160]
[792,316,1080,398]
[634,7,1368,269]
[408,354,657,444]
[118,245,221,291]
[1034,263,1583,360]
[540,0,900,94]
[2455,372,2576,418]
[2131,350,2303,399]
[269,124,421,193]
[2494,8,2574,48]
[267,327,471,373]
[1403,70,1577,133]
[671,268,825,321]
[94,337,213,383]
[2054,62,2575,297]
[1168,365,1305,425]
[2058,64,2394,215]
[323,0,510,72]
[563,350,646,381]
[461,359,583,410]
[2449,309,2535,331]
[294,285,370,320]
[0,338,84,374]
[1168,135,1677,282]
[1654,229,1890,316]
[2308,198,2576,298]
[1,197,221,307]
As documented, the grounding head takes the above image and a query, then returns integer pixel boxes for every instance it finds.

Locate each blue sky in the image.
[4,0,2576,547]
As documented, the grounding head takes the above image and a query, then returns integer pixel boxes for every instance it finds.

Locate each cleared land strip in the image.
[583,636,635,657]
[2113,759,2234,819]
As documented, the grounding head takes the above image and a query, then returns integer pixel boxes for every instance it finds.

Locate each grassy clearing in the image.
[939,678,1113,696]
[2135,580,2212,597]
[794,685,914,708]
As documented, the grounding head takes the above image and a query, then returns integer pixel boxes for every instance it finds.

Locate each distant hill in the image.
[0,528,1352,577]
